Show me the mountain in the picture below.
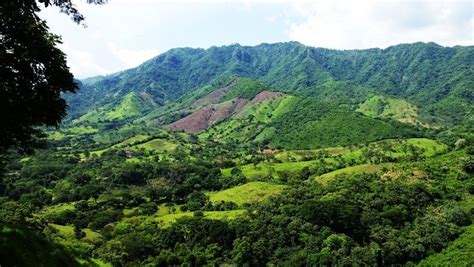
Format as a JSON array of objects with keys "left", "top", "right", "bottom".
[
  {"left": 65, "top": 42, "right": 473, "bottom": 128},
  {"left": 59, "top": 42, "right": 472, "bottom": 150}
]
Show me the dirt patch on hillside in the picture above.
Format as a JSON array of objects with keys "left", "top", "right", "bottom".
[
  {"left": 187, "top": 79, "right": 238, "bottom": 111},
  {"left": 164, "top": 98, "right": 248, "bottom": 133},
  {"left": 209, "top": 99, "right": 248, "bottom": 125},
  {"left": 164, "top": 106, "right": 213, "bottom": 132},
  {"left": 251, "top": 91, "right": 287, "bottom": 104},
  {"left": 164, "top": 89, "right": 286, "bottom": 133}
]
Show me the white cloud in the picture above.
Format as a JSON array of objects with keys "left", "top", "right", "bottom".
[
  {"left": 60, "top": 44, "right": 112, "bottom": 77},
  {"left": 107, "top": 42, "right": 160, "bottom": 69},
  {"left": 288, "top": 0, "right": 474, "bottom": 49}
]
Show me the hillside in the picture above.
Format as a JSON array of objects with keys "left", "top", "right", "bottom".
[{"left": 65, "top": 42, "right": 473, "bottom": 127}]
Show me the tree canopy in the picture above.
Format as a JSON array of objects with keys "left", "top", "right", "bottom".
[{"left": 0, "top": 0, "right": 105, "bottom": 153}]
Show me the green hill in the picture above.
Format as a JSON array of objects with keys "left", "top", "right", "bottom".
[
  {"left": 66, "top": 42, "right": 473, "bottom": 127},
  {"left": 207, "top": 182, "right": 286, "bottom": 205},
  {"left": 77, "top": 92, "right": 157, "bottom": 123},
  {"left": 357, "top": 95, "right": 424, "bottom": 126}
]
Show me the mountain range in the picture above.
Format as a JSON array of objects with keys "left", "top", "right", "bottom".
[{"left": 64, "top": 41, "right": 473, "bottom": 149}]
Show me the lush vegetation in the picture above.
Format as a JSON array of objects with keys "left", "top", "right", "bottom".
[
  {"left": 0, "top": 0, "right": 78, "bottom": 153},
  {"left": 1, "top": 128, "right": 472, "bottom": 266},
  {"left": 66, "top": 42, "right": 473, "bottom": 128},
  {"left": 1, "top": 41, "right": 473, "bottom": 266}
]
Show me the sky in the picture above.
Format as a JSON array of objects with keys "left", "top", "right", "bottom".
[{"left": 39, "top": 0, "right": 474, "bottom": 79}]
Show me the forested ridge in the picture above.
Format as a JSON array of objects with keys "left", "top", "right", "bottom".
[{"left": 66, "top": 42, "right": 473, "bottom": 126}]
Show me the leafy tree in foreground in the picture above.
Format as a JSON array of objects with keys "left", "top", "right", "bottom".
[{"left": 0, "top": 0, "right": 105, "bottom": 153}]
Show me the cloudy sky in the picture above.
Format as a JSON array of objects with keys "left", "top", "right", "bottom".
[{"left": 39, "top": 0, "right": 474, "bottom": 78}]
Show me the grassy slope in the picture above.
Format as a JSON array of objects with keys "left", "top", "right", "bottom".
[
  {"left": 86, "top": 134, "right": 152, "bottom": 156},
  {"left": 105, "top": 93, "right": 150, "bottom": 120},
  {"left": 49, "top": 224, "right": 102, "bottom": 243},
  {"left": 220, "top": 78, "right": 269, "bottom": 101},
  {"left": 49, "top": 125, "right": 99, "bottom": 141},
  {"left": 273, "top": 147, "right": 348, "bottom": 162},
  {"left": 271, "top": 137, "right": 445, "bottom": 162},
  {"left": 77, "top": 92, "right": 153, "bottom": 123},
  {"left": 120, "top": 203, "right": 247, "bottom": 228},
  {"left": 38, "top": 202, "right": 76, "bottom": 220},
  {"left": 83, "top": 133, "right": 183, "bottom": 158},
  {"left": 154, "top": 210, "right": 247, "bottom": 227},
  {"left": 202, "top": 95, "right": 295, "bottom": 142},
  {"left": 314, "top": 163, "right": 392, "bottom": 184},
  {"left": 207, "top": 182, "right": 286, "bottom": 205},
  {"left": 357, "top": 95, "right": 423, "bottom": 125},
  {"left": 337, "top": 138, "right": 447, "bottom": 161},
  {"left": 132, "top": 138, "right": 178, "bottom": 152}
]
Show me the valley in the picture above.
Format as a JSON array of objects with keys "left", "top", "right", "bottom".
[{"left": 1, "top": 42, "right": 472, "bottom": 266}]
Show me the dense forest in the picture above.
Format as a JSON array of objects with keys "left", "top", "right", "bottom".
[{"left": 0, "top": 38, "right": 473, "bottom": 266}]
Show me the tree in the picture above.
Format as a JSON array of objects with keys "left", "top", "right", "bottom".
[
  {"left": 74, "top": 224, "right": 85, "bottom": 239},
  {"left": 0, "top": 0, "right": 105, "bottom": 153},
  {"left": 181, "top": 192, "right": 210, "bottom": 211},
  {"left": 463, "top": 158, "right": 474, "bottom": 174},
  {"left": 231, "top": 237, "right": 253, "bottom": 265},
  {"left": 38, "top": 0, "right": 107, "bottom": 24}
]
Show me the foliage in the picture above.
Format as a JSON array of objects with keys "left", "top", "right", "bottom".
[
  {"left": 267, "top": 97, "right": 423, "bottom": 149},
  {"left": 207, "top": 182, "right": 286, "bottom": 206},
  {"left": 220, "top": 77, "right": 269, "bottom": 101},
  {"left": 0, "top": 40, "right": 472, "bottom": 266},
  {"left": 0, "top": 222, "right": 81, "bottom": 267},
  {"left": 67, "top": 42, "right": 473, "bottom": 129},
  {"left": 0, "top": 0, "right": 77, "bottom": 153}
]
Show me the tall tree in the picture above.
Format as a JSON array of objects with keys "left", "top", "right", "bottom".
[{"left": 0, "top": 0, "right": 104, "bottom": 153}]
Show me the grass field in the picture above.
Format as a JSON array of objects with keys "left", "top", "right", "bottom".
[
  {"left": 405, "top": 138, "right": 447, "bottom": 157},
  {"left": 154, "top": 210, "right": 247, "bottom": 227},
  {"left": 313, "top": 163, "right": 390, "bottom": 184},
  {"left": 207, "top": 182, "right": 286, "bottom": 205},
  {"left": 132, "top": 138, "right": 178, "bottom": 152},
  {"left": 85, "top": 134, "right": 152, "bottom": 157},
  {"left": 84, "top": 134, "right": 181, "bottom": 158},
  {"left": 156, "top": 204, "right": 181, "bottom": 216},
  {"left": 49, "top": 224, "right": 101, "bottom": 243},
  {"left": 68, "top": 126, "right": 99, "bottom": 134},
  {"left": 48, "top": 125, "right": 98, "bottom": 141},
  {"left": 274, "top": 138, "right": 445, "bottom": 162},
  {"left": 273, "top": 147, "right": 348, "bottom": 162},
  {"left": 337, "top": 138, "right": 446, "bottom": 161}
]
